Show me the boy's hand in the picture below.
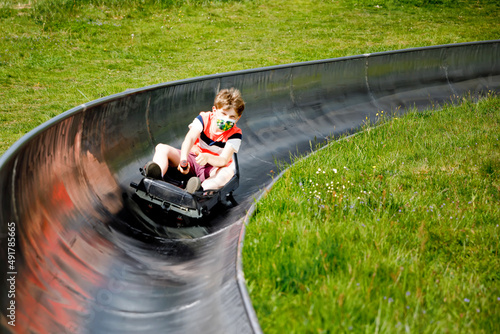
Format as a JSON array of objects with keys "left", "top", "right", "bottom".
[
  {"left": 178, "top": 160, "right": 190, "bottom": 174},
  {"left": 191, "top": 146, "right": 202, "bottom": 155},
  {"left": 195, "top": 153, "right": 210, "bottom": 166}
]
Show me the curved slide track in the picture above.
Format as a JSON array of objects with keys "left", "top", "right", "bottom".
[{"left": 1, "top": 41, "right": 499, "bottom": 333}]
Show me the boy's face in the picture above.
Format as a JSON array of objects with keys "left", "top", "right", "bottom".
[
  {"left": 212, "top": 106, "right": 240, "bottom": 132},
  {"left": 212, "top": 106, "right": 240, "bottom": 123}
]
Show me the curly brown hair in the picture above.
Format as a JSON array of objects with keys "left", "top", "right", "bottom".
[{"left": 214, "top": 88, "right": 245, "bottom": 117}]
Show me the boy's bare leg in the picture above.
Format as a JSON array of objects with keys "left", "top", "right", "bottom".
[
  {"left": 202, "top": 167, "right": 234, "bottom": 190},
  {"left": 153, "top": 144, "right": 181, "bottom": 176}
]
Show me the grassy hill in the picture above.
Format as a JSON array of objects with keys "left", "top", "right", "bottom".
[{"left": 243, "top": 95, "right": 500, "bottom": 333}]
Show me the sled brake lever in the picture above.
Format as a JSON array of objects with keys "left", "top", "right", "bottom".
[{"left": 180, "top": 160, "right": 189, "bottom": 170}]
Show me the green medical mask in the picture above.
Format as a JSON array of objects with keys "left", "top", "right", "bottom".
[{"left": 216, "top": 116, "right": 235, "bottom": 131}]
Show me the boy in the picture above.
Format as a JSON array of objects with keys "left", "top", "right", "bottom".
[{"left": 144, "top": 88, "right": 245, "bottom": 193}]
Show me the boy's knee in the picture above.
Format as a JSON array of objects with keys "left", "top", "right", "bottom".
[
  {"left": 155, "top": 143, "right": 165, "bottom": 151},
  {"left": 202, "top": 168, "right": 234, "bottom": 190},
  {"left": 219, "top": 168, "right": 234, "bottom": 180},
  {"left": 155, "top": 143, "right": 171, "bottom": 154}
]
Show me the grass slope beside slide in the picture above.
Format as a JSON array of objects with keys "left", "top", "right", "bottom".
[{"left": 243, "top": 95, "right": 500, "bottom": 333}]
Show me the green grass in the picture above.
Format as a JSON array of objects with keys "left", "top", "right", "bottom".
[
  {"left": 1, "top": 0, "right": 499, "bottom": 155},
  {"left": 242, "top": 95, "right": 500, "bottom": 333}
]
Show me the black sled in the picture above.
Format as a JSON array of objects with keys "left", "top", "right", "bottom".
[{"left": 130, "top": 154, "right": 239, "bottom": 225}]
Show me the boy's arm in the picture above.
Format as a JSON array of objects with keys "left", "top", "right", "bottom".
[
  {"left": 179, "top": 127, "right": 201, "bottom": 172},
  {"left": 195, "top": 144, "right": 236, "bottom": 168}
]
